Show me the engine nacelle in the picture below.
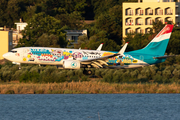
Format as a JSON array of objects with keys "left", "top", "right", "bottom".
[{"left": 63, "top": 60, "right": 81, "bottom": 69}]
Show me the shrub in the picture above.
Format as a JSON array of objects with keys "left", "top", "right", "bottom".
[
  {"left": 95, "top": 69, "right": 102, "bottom": 78},
  {"left": 112, "top": 74, "right": 122, "bottom": 83},
  {"left": 4, "top": 60, "right": 13, "bottom": 66},
  {"left": 141, "top": 67, "right": 152, "bottom": 79},
  {"left": 19, "top": 71, "right": 31, "bottom": 83},
  {"left": 81, "top": 75, "right": 89, "bottom": 81},
  {"left": 162, "top": 77, "right": 171, "bottom": 83},
  {"left": 38, "top": 66, "right": 57, "bottom": 83},
  {"left": 153, "top": 74, "right": 163, "bottom": 83},
  {"left": 75, "top": 69, "right": 83, "bottom": 78},
  {"left": 172, "top": 69, "right": 180, "bottom": 79},
  {"left": 170, "top": 77, "right": 180, "bottom": 83},
  {"left": 69, "top": 76, "right": 79, "bottom": 82},
  {"left": 149, "top": 66, "right": 158, "bottom": 76},
  {"left": 121, "top": 69, "right": 131, "bottom": 82},
  {"left": 21, "top": 66, "right": 33, "bottom": 71},
  {"left": 103, "top": 73, "right": 113, "bottom": 83},
  {"left": 2, "top": 71, "right": 12, "bottom": 82},
  {"left": 101, "top": 69, "right": 110, "bottom": 76},
  {"left": 175, "top": 55, "right": 180, "bottom": 64},
  {"left": 137, "top": 74, "right": 148, "bottom": 83},
  {"left": 10, "top": 65, "right": 19, "bottom": 74},
  {"left": 67, "top": 70, "right": 74, "bottom": 77},
  {"left": 130, "top": 69, "right": 139, "bottom": 78},
  {"left": 12, "top": 70, "right": 23, "bottom": 80},
  {"left": 5, "top": 90, "right": 15, "bottom": 94},
  {"left": 0, "top": 65, "right": 10, "bottom": 71},
  {"left": 19, "top": 71, "right": 40, "bottom": 83},
  {"left": 52, "top": 71, "right": 66, "bottom": 83},
  {"left": 162, "top": 69, "right": 172, "bottom": 79},
  {"left": 29, "top": 66, "right": 39, "bottom": 73}
]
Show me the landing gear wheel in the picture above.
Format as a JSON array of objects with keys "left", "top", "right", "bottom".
[
  {"left": 83, "top": 70, "right": 92, "bottom": 75},
  {"left": 87, "top": 70, "right": 92, "bottom": 75}
]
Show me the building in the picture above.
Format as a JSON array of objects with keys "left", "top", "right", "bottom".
[
  {"left": 15, "top": 19, "right": 28, "bottom": 32},
  {"left": 122, "top": 0, "right": 180, "bottom": 38},
  {"left": 13, "top": 19, "right": 28, "bottom": 47},
  {"left": 0, "top": 28, "right": 13, "bottom": 59},
  {"left": 65, "top": 30, "right": 87, "bottom": 44}
]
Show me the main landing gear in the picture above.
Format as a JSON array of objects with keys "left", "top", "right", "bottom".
[{"left": 83, "top": 68, "right": 92, "bottom": 75}]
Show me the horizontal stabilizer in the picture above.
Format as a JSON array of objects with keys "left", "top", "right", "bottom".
[{"left": 153, "top": 55, "right": 176, "bottom": 59}]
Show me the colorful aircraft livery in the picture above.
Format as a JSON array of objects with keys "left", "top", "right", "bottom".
[{"left": 3, "top": 24, "right": 174, "bottom": 74}]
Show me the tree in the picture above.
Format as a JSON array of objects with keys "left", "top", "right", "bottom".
[
  {"left": 55, "top": 11, "right": 84, "bottom": 29},
  {"left": 90, "top": 13, "right": 122, "bottom": 45},
  {"left": 35, "top": 34, "right": 60, "bottom": 47},
  {"left": 74, "top": 35, "right": 89, "bottom": 49},
  {"left": 167, "top": 30, "right": 180, "bottom": 54},
  {"left": 124, "top": 33, "right": 151, "bottom": 51},
  {"left": 92, "top": 0, "right": 119, "bottom": 19},
  {"left": 0, "top": 0, "right": 8, "bottom": 26},
  {"left": 18, "top": 12, "right": 66, "bottom": 47},
  {"left": 152, "top": 20, "right": 165, "bottom": 34},
  {"left": 0, "top": 0, "right": 44, "bottom": 27},
  {"left": 40, "top": 0, "right": 87, "bottom": 17}
]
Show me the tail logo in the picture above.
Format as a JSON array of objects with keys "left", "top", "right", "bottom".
[{"left": 156, "top": 25, "right": 173, "bottom": 38}]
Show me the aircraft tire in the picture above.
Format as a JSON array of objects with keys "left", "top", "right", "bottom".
[
  {"left": 83, "top": 70, "right": 92, "bottom": 75},
  {"left": 87, "top": 70, "right": 92, "bottom": 75}
]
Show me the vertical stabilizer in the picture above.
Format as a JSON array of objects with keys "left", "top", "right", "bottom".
[{"left": 128, "top": 24, "right": 174, "bottom": 56}]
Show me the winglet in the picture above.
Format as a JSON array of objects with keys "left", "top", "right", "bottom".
[
  {"left": 96, "top": 43, "right": 103, "bottom": 51},
  {"left": 118, "top": 43, "right": 128, "bottom": 55}
]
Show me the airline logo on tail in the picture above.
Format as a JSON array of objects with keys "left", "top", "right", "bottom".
[
  {"left": 156, "top": 24, "right": 173, "bottom": 38},
  {"left": 152, "top": 24, "right": 173, "bottom": 42}
]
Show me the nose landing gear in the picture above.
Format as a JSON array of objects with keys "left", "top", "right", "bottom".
[{"left": 19, "top": 63, "right": 21, "bottom": 69}]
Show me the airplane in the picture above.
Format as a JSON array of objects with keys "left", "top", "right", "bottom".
[{"left": 3, "top": 24, "right": 174, "bottom": 75}]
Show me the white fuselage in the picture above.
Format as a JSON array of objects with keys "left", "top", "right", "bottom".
[{"left": 3, "top": 47, "right": 148, "bottom": 69}]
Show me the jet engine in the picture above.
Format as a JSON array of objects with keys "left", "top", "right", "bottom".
[{"left": 63, "top": 60, "right": 81, "bottom": 69}]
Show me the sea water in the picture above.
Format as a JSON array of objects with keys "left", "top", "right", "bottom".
[{"left": 0, "top": 94, "right": 180, "bottom": 120}]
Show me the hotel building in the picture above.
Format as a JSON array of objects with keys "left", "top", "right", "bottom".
[{"left": 123, "top": 0, "right": 180, "bottom": 38}]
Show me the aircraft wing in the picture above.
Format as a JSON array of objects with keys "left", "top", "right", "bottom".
[
  {"left": 80, "top": 43, "right": 128, "bottom": 68},
  {"left": 153, "top": 55, "right": 176, "bottom": 59}
]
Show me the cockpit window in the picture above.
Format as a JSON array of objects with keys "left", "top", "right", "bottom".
[{"left": 11, "top": 51, "right": 17, "bottom": 53}]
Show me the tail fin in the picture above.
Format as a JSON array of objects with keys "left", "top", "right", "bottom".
[{"left": 128, "top": 24, "right": 174, "bottom": 56}]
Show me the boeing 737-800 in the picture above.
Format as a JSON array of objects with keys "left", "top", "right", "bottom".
[{"left": 3, "top": 24, "right": 174, "bottom": 75}]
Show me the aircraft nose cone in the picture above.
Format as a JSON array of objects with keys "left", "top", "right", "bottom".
[{"left": 3, "top": 53, "right": 10, "bottom": 59}]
